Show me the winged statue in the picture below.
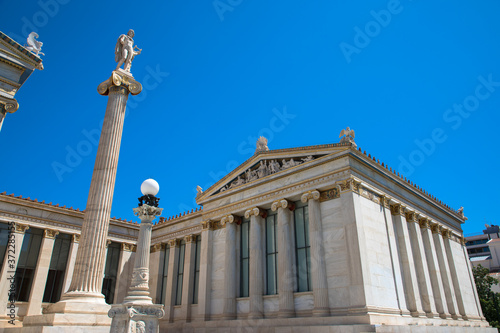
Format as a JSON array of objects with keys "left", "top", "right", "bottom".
[
  {"left": 26, "top": 32, "right": 44, "bottom": 56},
  {"left": 339, "top": 127, "right": 356, "bottom": 146}
]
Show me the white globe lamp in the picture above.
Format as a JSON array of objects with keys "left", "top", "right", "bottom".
[{"left": 141, "top": 178, "right": 159, "bottom": 196}]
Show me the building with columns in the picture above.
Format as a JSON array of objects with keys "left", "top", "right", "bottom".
[{"left": 0, "top": 139, "right": 496, "bottom": 332}]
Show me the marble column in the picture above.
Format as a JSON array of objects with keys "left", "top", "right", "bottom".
[
  {"left": 114, "top": 243, "right": 135, "bottom": 304},
  {"left": 245, "top": 207, "right": 266, "bottom": 319},
  {"left": 390, "top": 204, "right": 425, "bottom": 317},
  {"left": 180, "top": 235, "right": 197, "bottom": 322},
  {"left": 272, "top": 199, "right": 295, "bottom": 318},
  {"left": 62, "top": 71, "right": 142, "bottom": 306},
  {"left": 405, "top": 211, "right": 437, "bottom": 318},
  {"left": 442, "top": 228, "right": 467, "bottom": 319},
  {"left": 0, "top": 223, "right": 28, "bottom": 317},
  {"left": 123, "top": 204, "right": 163, "bottom": 304},
  {"left": 222, "top": 214, "right": 239, "bottom": 320},
  {"left": 301, "top": 191, "right": 330, "bottom": 316},
  {"left": 26, "top": 229, "right": 59, "bottom": 316},
  {"left": 419, "top": 218, "right": 449, "bottom": 319},
  {"left": 197, "top": 220, "right": 214, "bottom": 321},
  {"left": 62, "top": 234, "right": 79, "bottom": 294},
  {"left": 431, "top": 223, "right": 459, "bottom": 319},
  {"left": 380, "top": 197, "right": 408, "bottom": 315},
  {"left": 149, "top": 243, "right": 164, "bottom": 304},
  {"left": 164, "top": 239, "right": 180, "bottom": 322}
]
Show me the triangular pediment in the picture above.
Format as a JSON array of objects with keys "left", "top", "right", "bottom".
[{"left": 196, "top": 142, "right": 353, "bottom": 203}]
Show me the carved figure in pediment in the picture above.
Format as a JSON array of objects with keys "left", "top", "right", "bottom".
[
  {"left": 269, "top": 160, "right": 280, "bottom": 174},
  {"left": 301, "top": 155, "right": 313, "bottom": 163},
  {"left": 282, "top": 159, "right": 296, "bottom": 169},
  {"left": 257, "top": 160, "right": 268, "bottom": 178},
  {"left": 245, "top": 169, "right": 258, "bottom": 182},
  {"left": 230, "top": 175, "right": 246, "bottom": 189},
  {"left": 220, "top": 185, "right": 227, "bottom": 192}
]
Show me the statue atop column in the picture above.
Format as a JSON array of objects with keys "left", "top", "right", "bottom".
[{"left": 115, "top": 29, "right": 142, "bottom": 73}]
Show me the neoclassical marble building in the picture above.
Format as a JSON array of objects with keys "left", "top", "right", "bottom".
[{"left": 0, "top": 138, "right": 495, "bottom": 332}]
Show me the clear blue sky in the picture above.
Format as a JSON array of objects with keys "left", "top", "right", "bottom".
[{"left": 1, "top": 0, "right": 499, "bottom": 235}]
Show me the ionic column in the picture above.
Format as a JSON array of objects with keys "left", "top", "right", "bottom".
[
  {"left": 197, "top": 220, "right": 214, "bottom": 321},
  {"left": 222, "top": 214, "right": 240, "bottom": 320},
  {"left": 164, "top": 239, "right": 180, "bottom": 322},
  {"left": 380, "top": 197, "right": 408, "bottom": 315},
  {"left": 180, "top": 235, "right": 197, "bottom": 322},
  {"left": 62, "top": 234, "right": 80, "bottom": 294},
  {"left": 419, "top": 218, "right": 449, "bottom": 318},
  {"left": 431, "top": 223, "right": 459, "bottom": 319},
  {"left": 405, "top": 211, "right": 437, "bottom": 318},
  {"left": 63, "top": 71, "right": 142, "bottom": 304},
  {"left": 149, "top": 243, "right": 164, "bottom": 304},
  {"left": 390, "top": 204, "right": 425, "bottom": 317},
  {"left": 272, "top": 199, "right": 295, "bottom": 318},
  {"left": 0, "top": 223, "right": 28, "bottom": 316},
  {"left": 301, "top": 191, "right": 329, "bottom": 316},
  {"left": 114, "top": 243, "right": 135, "bottom": 304},
  {"left": 123, "top": 204, "right": 163, "bottom": 304},
  {"left": 26, "top": 229, "right": 59, "bottom": 316},
  {"left": 245, "top": 207, "right": 266, "bottom": 319},
  {"left": 442, "top": 228, "right": 467, "bottom": 319}
]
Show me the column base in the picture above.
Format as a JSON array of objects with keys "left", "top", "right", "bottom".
[
  {"left": 277, "top": 309, "right": 295, "bottom": 318},
  {"left": 109, "top": 303, "right": 164, "bottom": 333},
  {"left": 248, "top": 312, "right": 263, "bottom": 319},
  {"left": 312, "top": 307, "right": 330, "bottom": 317}
]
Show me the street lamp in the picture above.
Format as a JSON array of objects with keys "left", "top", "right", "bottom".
[{"left": 138, "top": 178, "right": 160, "bottom": 207}]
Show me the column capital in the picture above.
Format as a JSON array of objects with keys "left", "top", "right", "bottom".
[
  {"left": 106, "top": 239, "right": 112, "bottom": 247},
  {"left": 441, "top": 228, "right": 452, "bottom": 239},
  {"left": 459, "top": 235, "right": 466, "bottom": 246},
  {"left": 168, "top": 239, "right": 180, "bottom": 248},
  {"left": 72, "top": 234, "right": 80, "bottom": 243},
  {"left": 418, "top": 217, "right": 431, "bottom": 229},
  {"left": 271, "top": 199, "right": 295, "bottom": 212},
  {"left": 301, "top": 190, "right": 320, "bottom": 203},
  {"left": 430, "top": 223, "right": 442, "bottom": 234},
  {"left": 184, "top": 234, "right": 197, "bottom": 243},
  {"left": 97, "top": 70, "right": 142, "bottom": 96},
  {"left": 390, "top": 203, "right": 405, "bottom": 216},
  {"left": 201, "top": 219, "right": 214, "bottom": 230},
  {"left": 244, "top": 207, "right": 267, "bottom": 219},
  {"left": 13, "top": 223, "right": 29, "bottom": 234},
  {"left": 150, "top": 243, "right": 164, "bottom": 253},
  {"left": 122, "top": 243, "right": 136, "bottom": 252},
  {"left": 133, "top": 204, "right": 163, "bottom": 223},
  {"left": 43, "top": 229, "right": 59, "bottom": 239},
  {"left": 0, "top": 95, "right": 19, "bottom": 113},
  {"left": 220, "top": 214, "right": 241, "bottom": 226},
  {"left": 405, "top": 211, "right": 418, "bottom": 223},
  {"left": 379, "top": 195, "right": 391, "bottom": 209},
  {"left": 337, "top": 177, "right": 361, "bottom": 193}
]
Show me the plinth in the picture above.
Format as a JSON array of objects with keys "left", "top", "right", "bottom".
[{"left": 20, "top": 70, "right": 142, "bottom": 332}]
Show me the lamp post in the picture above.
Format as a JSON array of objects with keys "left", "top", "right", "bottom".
[{"left": 109, "top": 179, "right": 165, "bottom": 333}]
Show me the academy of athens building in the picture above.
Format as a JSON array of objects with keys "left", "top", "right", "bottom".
[{"left": 0, "top": 139, "right": 495, "bottom": 332}]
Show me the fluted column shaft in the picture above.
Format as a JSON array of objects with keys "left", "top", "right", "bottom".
[
  {"left": 197, "top": 221, "right": 214, "bottom": 321},
  {"left": 222, "top": 219, "right": 237, "bottom": 319},
  {"left": 274, "top": 199, "right": 295, "bottom": 318},
  {"left": 247, "top": 208, "right": 265, "bottom": 319},
  {"left": 66, "top": 85, "right": 130, "bottom": 299},
  {"left": 302, "top": 191, "right": 329, "bottom": 316}
]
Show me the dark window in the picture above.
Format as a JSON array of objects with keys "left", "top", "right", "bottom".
[
  {"left": 265, "top": 211, "right": 278, "bottom": 295},
  {"left": 159, "top": 244, "right": 170, "bottom": 305},
  {"left": 192, "top": 236, "right": 201, "bottom": 304},
  {"left": 175, "top": 240, "right": 186, "bottom": 305},
  {"left": 294, "top": 203, "right": 311, "bottom": 292},
  {"left": 240, "top": 218, "right": 250, "bottom": 297},
  {"left": 43, "top": 233, "right": 71, "bottom": 303},
  {"left": 15, "top": 227, "right": 43, "bottom": 301},
  {"left": 101, "top": 242, "right": 121, "bottom": 304},
  {"left": 0, "top": 222, "right": 10, "bottom": 270}
]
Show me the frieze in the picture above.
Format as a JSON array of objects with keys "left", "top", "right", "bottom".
[
  {"left": 151, "top": 225, "right": 202, "bottom": 244},
  {"left": 202, "top": 169, "right": 351, "bottom": 220},
  {"left": 319, "top": 188, "right": 340, "bottom": 202}
]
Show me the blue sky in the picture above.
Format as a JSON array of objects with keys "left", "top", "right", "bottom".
[{"left": 0, "top": 0, "right": 499, "bottom": 235}]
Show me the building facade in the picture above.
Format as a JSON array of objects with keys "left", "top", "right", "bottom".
[{"left": 0, "top": 140, "right": 496, "bottom": 332}]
